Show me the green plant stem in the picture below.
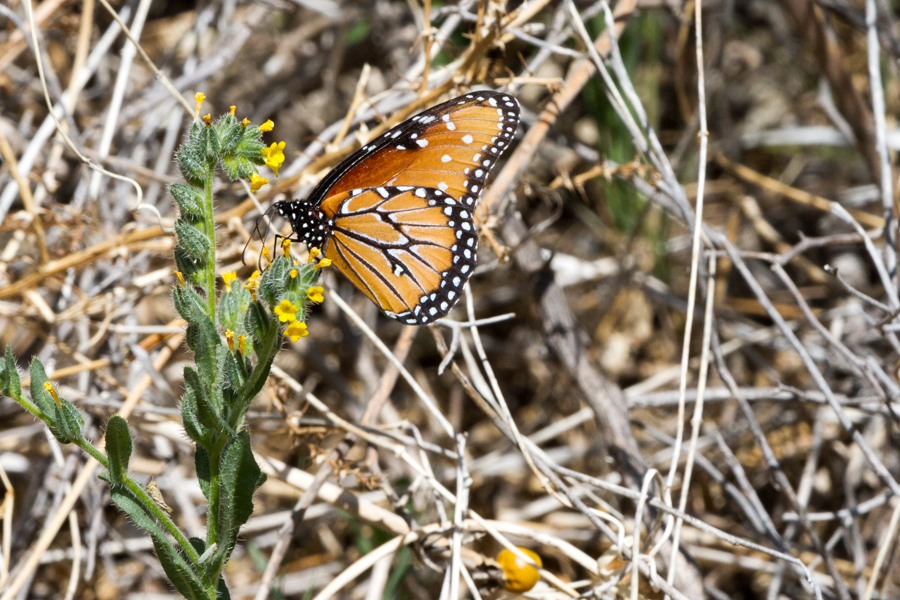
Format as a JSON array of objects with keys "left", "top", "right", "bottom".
[
  {"left": 201, "top": 170, "right": 217, "bottom": 319},
  {"left": 72, "top": 437, "right": 202, "bottom": 565},
  {"left": 10, "top": 393, "right": 51, "bottom": 424},
  {"left": 232, "top": 324, "right": 278, "bottom": 429}
]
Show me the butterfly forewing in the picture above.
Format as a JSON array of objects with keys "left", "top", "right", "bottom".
[
  {"left": 278, "top": 91, "right": 518, "bottom": 323},
  {"left": 322, "top": 186, "right": 476, "bottom": 324},
  {"left": 309, "top": 91, "right": 520, "bottom": 209}
]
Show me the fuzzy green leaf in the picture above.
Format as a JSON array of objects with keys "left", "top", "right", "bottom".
[
  {"left": 180, "top": 389, "right": 211, "bottom": 448},
  {"left": 174, "top": 246, "right": 205, "bottom": 282},
  {"left": 219, "top": 285, "right": 252, "bottom": 336},
  {"left": 259, "top": 258, "right": 289, "bottom": 306},
  {"left": 195, "top": 447, "right": 212, "bottom": 503},
  {"left": 197, "top": 125, "right": 221, "bottom": 164},
  {"left": 234, "top": 140, "right": 265, "bottom": 164},
  {"left": 212, "top": 431, "right": 264, "bottom": 570},
  {"left": 221, "top": 156, "right": 254, "bottom": 181},
  {"left": 170, "top": 183, "right": 205, "bottom": 218},
  {"left": 109, "top": 484, "right": 207, "bottom": 599},
  {"left": 184, "top": 366, "right": 219, "bottom": 429},
  {"left": 216, "top": 115, "right": 243, "bottom": 155},
  {"left": 243, "top": 300, "right": 276, "bottom": 354},
  {"left": 105, "top": 415, "right": 132, "bottom": 484},
  {"left": 173, "top": 285, "right": 208, "bottom": 324},
  {"left": 51, "top": 397, "right": 85, "bottom": 444},
  {"left": 176, "top": 145, "right": 207, "bottom": 187},
  {"left": 175, "top": 220, "right": 212, "bottom": 261},
  {"left": 1, "top": 347, "right": 21, "bottom": 399},
  {"left": 29, "top": 358, "right": 53, "bottom": 414},
  {"left": 152, "top": 536, "right": 209, "bottom": 600},
  {"left": 217, "top": 576, "right": 231, "bottom": 600}
]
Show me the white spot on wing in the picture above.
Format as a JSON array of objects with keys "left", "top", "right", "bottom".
[
  {"left": 441, "top": 154, "right": 452, "bottom": 163},
  {"left": 462, "top": 134, "right": 474, "bottom": 144}
]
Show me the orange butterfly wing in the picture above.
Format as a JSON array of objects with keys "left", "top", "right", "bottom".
[
  {"left": 274, "top": 91, "right": 519, "bottom": 323},
  {"left": 310, "top": 91, "right": 520, "bottom": 211},
  {"left": 321, "top": 186, "right": 476, "bottom": 324}
]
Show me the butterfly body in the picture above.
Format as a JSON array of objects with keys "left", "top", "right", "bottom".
[{"left": 273, "top": 91, "right": 520, "bottom": 324}]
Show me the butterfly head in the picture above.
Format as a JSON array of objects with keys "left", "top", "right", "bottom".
[{"left": 273, "top": 199, "right": 331, "bottom": 251}]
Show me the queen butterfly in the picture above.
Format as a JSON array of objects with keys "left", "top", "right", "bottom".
[{"left": 270, "top": 91, "right": 520, "bottom": 324}]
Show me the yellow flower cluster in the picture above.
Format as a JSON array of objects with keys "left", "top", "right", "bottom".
[{"left": 273, "top": 299, "right": 309, "bottom": 342}]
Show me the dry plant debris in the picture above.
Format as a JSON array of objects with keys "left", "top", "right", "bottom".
[{"left": 2, "top": 0, "right": 900, "bottom": 599}]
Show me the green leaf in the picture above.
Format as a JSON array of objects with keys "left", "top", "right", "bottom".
[
  {"left": 176, "top": 145, "right": 207, "bottom": 187},
  {"left": 243, "top": 301, "right": 276, "bottom": 356},
  {"left": 221, "top": 155, "right": 252, "bottom": 181},
  {"left": 216, "top": 115, "right": 243, "bottom": 155},
  {"left": 195, "top": 447, "right": 212, "bottom": 503},
  {"left": 234, "top": 140, "right": 265, "bottom": 164},
  {"left": 51, "top": 397, "right": 85, "bottom": 444},
  {"left": 219, "top": 285, "right": 252, "bottom": 336},
  {"left": 29, "top": 358, "right": 53, "bottom": 415},
  {"left": 105, "top": 415, "right": 132, "bottom": 484},
  {"left": 181, "top": 390, "right": 211, "bottom": 448},
  {"left": 151, "top": 536, "right": 209, "bottom": 600},
  {"left": 170, "top": 183, "right": 205, "bottom": 218},
  {"left": 174, "top": 245, "right": 206, "bottom": 282},
  {"left": 184, "top": 366, "right": 220, "bottom": 429},
  {"left": 1, "top": 346, "right": 21, "bottom": 399},
  {"left": 198, "top": 125, "right": 221, "bottom": 164},
  {"left": 213, "top": 431, "right": 264, "bottom": 568},
  {"left": 109, "top": 484, "right": 208, "bottom": 597},
  {"left": 173, "top": 285, "right": 210, "bottom": 325},
  {"left": 217, "top": 576, "right": 231, "bottom": 600},
  {"left": 175, "top": 220, "right": 212, "bottom": 261},
  {"left": 259, "top": 257, "right": 289, "bottom": 306}
]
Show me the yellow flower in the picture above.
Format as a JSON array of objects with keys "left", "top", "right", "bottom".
[
  {"left": 229, "top": 105, "right": 236, "bottom": 116},
  {"left": 203, "top": 114, "right": 212, "bottom": 126},
  {"left": 173, "top": 270, "right": 185, "bottom": 286},
  {"left": 261, "top": 245, "right": 271, "bottom": 265},
  {"left": 225, "top": 330, "right": 235, "bottom": 351},
  {"left": 261, "top": 141, "right": 286, "bottom": 177},
  {"left": 290, "top": 269, "right": 298, "bottom": 279},
  {"left": 222, "top": 271, "right": 237, "bottom": 291},
  {"left": 274, "top": 299, "right": 299, "bottom": 323},
  {"left": 250, "top": 173, "right": 268, "bottom": 192},
  {"left": 237, "top": 334, "right": 246, "bottom": 355},
  {"left": 241, "top": 118, "right": 251, "bottom": 127},
  {"left": 313, "top": 258, "right": 332, "bottom": 270},
  {"left": 259, "top": 119, "right": 274, "bottom": 132},
  {"left": 243, "top": 272, "right": 260, "bottom": 299},
  {"left": 43, "top": 382, "right": 61, "bottom": 407},
  {"left": 307, "top": 286, "right": 324, "bottom": 303},
  {"left": 282, "top": 238, "right": 292, "bottom": 256},
  {"left": 307, "top": 247, "right": 321, "bottom": 263},
  {"left": 285, "top": 321, "right": 309, "bottom": 342},
  {"left": 194, "top": 92, "right": 205, "bottom": 118}
]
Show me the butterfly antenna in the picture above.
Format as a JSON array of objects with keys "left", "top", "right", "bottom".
[{"left": 242, "top": 202, "right": 280, "bottom": 266}]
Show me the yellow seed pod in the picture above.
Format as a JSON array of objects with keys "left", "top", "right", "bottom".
[{"left": 497, "top": 547, "right": 542, "bottom": 593}]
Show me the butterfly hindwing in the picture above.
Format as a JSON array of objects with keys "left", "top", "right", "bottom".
[{"left": 321, "top": 186, "right": 476, "bottom": 324}]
